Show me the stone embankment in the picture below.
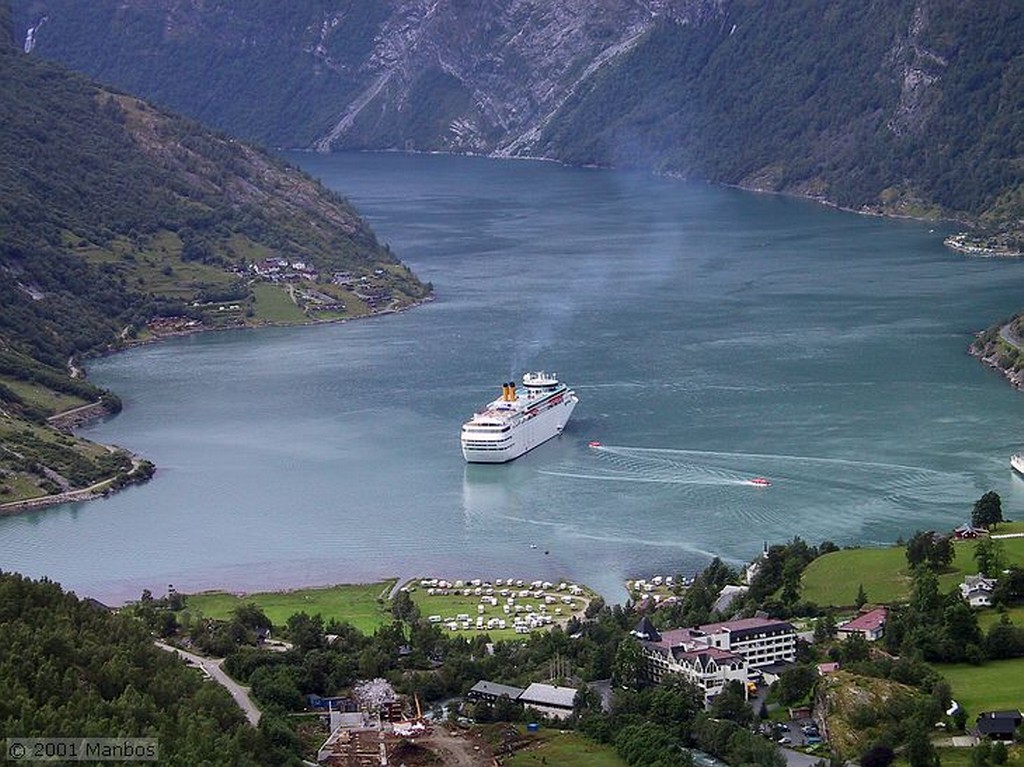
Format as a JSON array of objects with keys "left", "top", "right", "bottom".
[
  {"left": 46, "top": 400, "right": 113, "bottom": 431},
  {"left": 0, "top": 453, "right": 153, "bottom": 516},
  {"left": 0, "top": 483, "right": 106, "bottom": 515}
]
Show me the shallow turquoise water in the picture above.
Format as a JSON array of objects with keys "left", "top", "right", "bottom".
[{"left": 4, "top": 152, "right": 1024, "bottom": 603}]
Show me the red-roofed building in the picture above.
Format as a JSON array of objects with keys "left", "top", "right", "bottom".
[
  {"left": 953, "top": 523, "right": 985, "bottom": 540},
  {"left": 837, "top": 607, "right": 888, "bottom": 642}
]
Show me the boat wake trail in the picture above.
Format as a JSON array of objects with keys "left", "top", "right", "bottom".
[
  {"left": 595, "top": 444, "right": 953, "bottom": 486},
  {"left": 550, "top": 443, "right": 967, "bottom": 523},
  {"left": 597, "top": 444, "right": 943, "bottom": 475},
  {"left": 538, "top": 469, "right": 750, "bottom": 486},
  {"left": 561, "top": 444, "right": 771, "bottom": 488}
]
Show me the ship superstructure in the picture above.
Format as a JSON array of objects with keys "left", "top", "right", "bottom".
[{"left": 461, "top": 372, "right": 578, "bottom": 463}]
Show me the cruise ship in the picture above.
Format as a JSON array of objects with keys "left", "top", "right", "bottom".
[
  {"left": 1011, "top": 453, "right": 1024, "bottom": 476},
  {"left": 461, "top": 372, "right": 578, "bottom": 463}
]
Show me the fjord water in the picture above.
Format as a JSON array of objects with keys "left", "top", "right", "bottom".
[{"left": 6, "top": 152, "right": 1024, "bottom": 603}]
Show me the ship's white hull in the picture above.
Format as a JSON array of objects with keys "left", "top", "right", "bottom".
[
  {"left": 1012, "top": 454, "right": 1024, "bottom": 476},
  {"left": 462, "top": 395, "right": 577, "bottom": 463}
]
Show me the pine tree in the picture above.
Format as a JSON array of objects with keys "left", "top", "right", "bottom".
[{"left": 855, "top": 584, "right": 868, "bottom": 608}]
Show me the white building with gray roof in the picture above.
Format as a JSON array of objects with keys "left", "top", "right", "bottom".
[{"left": 517, "top": 683, "right": 578, "bottom": 720}]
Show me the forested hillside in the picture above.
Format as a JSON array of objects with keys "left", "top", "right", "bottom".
[
  {"left": 0, "top": 571, "right": 299, "bottom": 765},
  {"left": 0, "top": 32, "right": 424, "bottom": 366},
  {"left": 538, "top": 2, "right": 1024, "bottom": 244},
  {"left": 0, "top": 22, "right": 428, "bottom": 509},
  {"left": 12, "top": 0, "right": 1024, "bottom": 244}
]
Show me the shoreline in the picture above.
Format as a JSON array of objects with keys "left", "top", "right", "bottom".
[
  {"left": 970, "top": 321, "right": 1024, "bottom": 391},
  {"left": 0, "top": 451, "right": 153, "bottom": 516},
  {"left": 100, "top": 292, "right": 434, "bottom": 358},
  {"left": 0, "top": 294, "right": 433, "bottom": 517},
  {"left": 944, "top": 232, "right": 1024, "bottom": 258},
  {"left": 149, "top": 575, "right": 596, "bottom": 639},
  {"left": 313, "top": 147, "right": 972, "bottom": 234}
]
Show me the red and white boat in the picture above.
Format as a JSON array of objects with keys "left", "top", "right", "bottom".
[{"left": 749, "top": 477, "right": 771, "bottom": 487}]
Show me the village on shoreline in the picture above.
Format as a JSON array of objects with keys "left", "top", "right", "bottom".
[{"left": 114, "top": 505, "right": 1024, "bottom": 767}]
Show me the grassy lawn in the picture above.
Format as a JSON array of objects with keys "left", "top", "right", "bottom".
[
  {"left": 134, "top": 258, "right": 236, "bottom": 299},
  {"left": 503, "top": 728, "right": 626, "bottom": 767},
  {"left": 334, "top": 288, "right": 369, "bottom": 315},
  {"left": 920, "top": 745, "right": 1024, "bottom": 767},
  {"left": 251, "top": 282, "right": 308, "bottom": 323},
  {"left": 1, "top": 377, "right": 90, "bottom": 415},
  {"left": 934, "top": 657, "right": 1024, "bottom": 715},
  {"left": 406, "top": 577, "right": 592, "bottom": 642},
  {"left": 801, "top": 547, "right": 911, "bottom": 606},
  {"left": 977, "top": 605, "right": 1024, "bottom": 632},
  {"left": 970, "top": 535, "right": 1024, "bottom": 566},
  {"left": 180, "top": 576, "right": 594, "bottom": 640},
  {"left": 802, "top": 536, "right": 1024, "bottom": 607},
  {"left": 0, "top": 472, "right": 49, "bottom": 503},
  {"left": 183, "top": 580, "right": 396, "bottom": 635},
  {"left": 0, "top": 418, "right": 112, "bottom": 458}
]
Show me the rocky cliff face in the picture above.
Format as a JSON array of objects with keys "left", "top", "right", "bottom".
[
  {"left": 11, "top": 0, "right": 1024, "bottom": 237},
  {"left": 12, "top": 0, "right": 724, "bottom": 153},
  {"left": 311, "top": 0, "right": 724, "bottom": 154}
]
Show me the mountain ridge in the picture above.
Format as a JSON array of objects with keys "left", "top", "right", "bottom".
[{"left": 12, "top": 0, "right": 1024, "bottom": 245}]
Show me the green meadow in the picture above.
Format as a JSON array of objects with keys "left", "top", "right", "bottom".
[
  {"left": 924, "top": 747, "right": 1024, "bottom": 767},
  {"left": 180, "top": 576, "right": 594, "bottom": 641},
  {"left": 502, "top": 728, "right": 627, "bottom": 767},
  {"left": 934, "top": 657, "right": 1024, "bottom": 716},
  {"left": 182, "top": 580, "right": 396, "bottom": 635},
  {"left": 801, "top": 546, "right": 912, "bottom": 606},
  {"left": 1, "top": 377, "right": 91, "bottom": 414},
  {"left": 802, "top": 530, "right": 1024, "bottom": 608},
  {"left": 251, "top": 283, "right": 307, "bottom": 323}
]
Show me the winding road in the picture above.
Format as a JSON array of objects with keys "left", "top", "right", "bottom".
[{"left": 155, "top": 641, "right": 262, "bottom": 726}]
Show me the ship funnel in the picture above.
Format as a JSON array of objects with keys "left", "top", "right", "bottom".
[
  {"left": 501, "top": 383, "right": 509, "bottom": 401},
  {"left": 510, "top": 382, "right": 517, "bottom": 401}
]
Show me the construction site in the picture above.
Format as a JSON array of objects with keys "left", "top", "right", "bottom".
[{"left": 315, "top": 689, "right": 509, "bottom": 767}]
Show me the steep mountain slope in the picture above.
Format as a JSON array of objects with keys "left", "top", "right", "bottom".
[
  {"left": 0, "top": 31, "right": 428, "bottom": 510},
  {"left": 1, "top": 31, "right": 426, "bottom": 363},
  {"left": 12, "top": 0, "right": 1024, "bottom": 243},
  {"left": 12, "top": 0, "right": 715, "bottom": 152}
]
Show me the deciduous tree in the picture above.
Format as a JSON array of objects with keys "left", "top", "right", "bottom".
[
  {"left": 974, "top": 537, "right": 1005, "bottom": 577},
  {"left": 972, "top": 491, "right": 1004, "bottom": 528}
]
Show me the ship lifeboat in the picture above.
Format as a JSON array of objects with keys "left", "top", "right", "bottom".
[
  {"left": 749, "top": 477, "right": 771, "bottom": 487},
  {"left": 588, "top": 441, "right": 603, "bottom": 448}
]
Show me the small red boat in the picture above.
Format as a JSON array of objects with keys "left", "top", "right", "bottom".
[
  {"left": 588, "top": 441, "right": 603, "bottom": 448},
  {"left": 749, "top": 477, "right": 771, "bottom": 487}
]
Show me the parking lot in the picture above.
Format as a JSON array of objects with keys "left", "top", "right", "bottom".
[{"left": 767, "top": 718, "right": 822, "bottom": 749}]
